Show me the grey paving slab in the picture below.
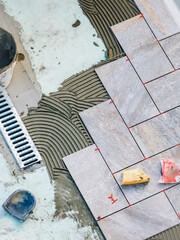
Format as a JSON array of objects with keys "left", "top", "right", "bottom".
[
  {"left": 111, "top": 16, "right": 174, "bottom": 83},
  {"left": 98, "top": 193, "right": 179, "bottom": 240},
  {"left": 146, "top": 70, "right": 180, "bottom": 113},
  {"left": 80, "top": 101, "right": 144, "bottom": 173},
  {"left": 95, "top": 57, "right": 159, "bottom": 127},
  {"left": 131, "top": 107, "right": 180, "bottom": 157},
  {"left": 166, "top": 184, "right": 180, "bottom": 215},
  {"left": 63, "top": 144, "right": 128, "bottom": 220},
  {"left": 114, "top": 146, "right": 180, "bottom": 204},
  {"left": 161, "top": 33, "right": 180, "bottom": 70},
  {"left": 134, "top": 0, "right": 180, "bottom": 40}
]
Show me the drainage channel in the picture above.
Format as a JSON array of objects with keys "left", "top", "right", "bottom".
[{"left": 0, "top": 90, "right": 42, "bottom": 169}]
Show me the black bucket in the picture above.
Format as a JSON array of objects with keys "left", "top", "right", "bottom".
[{"left": 0, "top": 28, "right": 17, "bottom": 88}]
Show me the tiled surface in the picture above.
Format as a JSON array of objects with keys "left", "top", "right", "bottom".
[
  {"left": 112, "top": 16, "right": 173, "bottom": 83},
  {"left": 134, "top": 0, "right": 180, "bottom": 40},
  {"left": 80, "top": 101, "right": 144, "bottom": 173},
  {"left": 114, "top": 146, "right": 180, "bottom": 204},
  {"left": 166, "top": 184, "right": 180, "bottom": 215},
  {"left": 146, "top": 70, "right": 180, "bottom": 113},
  {"left": 66, "top": 3, "right": 180, "bottom": 240},
  {"left": 98, "top": 193, "right": 179, "bottom": 240},
  {"left": 63, "top": 144, "right": 128, "bottom": 220},
  {"left": 131, "top": 107, "right": 180, "bottom": 157},
  {"left": 95, "top": 57, "right": 159, "bottom": 126},
  {"left": 111, "top": 15, "right": 155, "bottom": 50},
  {"left": 161, "top": 33, "right": 180, "bottom": 70}
]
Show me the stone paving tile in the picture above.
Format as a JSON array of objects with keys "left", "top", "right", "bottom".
[
  {"left": 98, "top": 193, "right": 179, "bottom": 240},
  {"left": 95, "top": 57, "right": 159, "bottom": 127},
  {"left": 166, "top": 184, "right": 180, "bottom": 216},
  {"left": 111, "top": 16, "right": 173, "bottom": 83},
  {"left": 146, "top": 70, "right": 180, "bottom": 113},
  {"left": 131, "top": 107, "right": 180, "bottom": 157},
  {"left": 114, "top": 146, "right": 180, "bottom": 204},
  {"left": 161, "top": 33, "right": 180, "bottom": 70},
  {"left": 134, "top": 0, "right": 180, "bottom": 40},
  {"left": 80, "top": 101, "right": 144, "bottom": 173},
  {"left": 63, "top": 144, "right": 128, "bottom": 220}
]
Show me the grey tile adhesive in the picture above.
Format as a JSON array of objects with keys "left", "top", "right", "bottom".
[{"left": 0, "top": 90, "right": 42, "bottom": 169}]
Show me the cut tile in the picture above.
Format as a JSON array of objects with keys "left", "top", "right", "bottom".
[
  {"left": 134, "top": 0, "right": 180, "bottom": 40},
  {"left": 80, "top": 101, "right": 144, "bottom": 173},
  {"left": 161, "top": 33, "right": 180, "bottom": 70},
  {"left": 63, "top": 144, "right": 128, "bottom": 219},
  {"left": 98, "top": 193, "right": 179, "bottom": 240},
  {"left": 114, "top": 146, "right": 180, "bottom": 204},
  {"left": 111, "top": 16, "right": 173, "bottom": 83},
  {"left": 146, "top": 70, "right": 180, "bottom": 113},
  {"left": 95, "top": 57, "right": 159, "bottom": 126},
  {"left": 131, "top": 107, "right": 180, "bottom": 157},
  {"left": 166, "top": 184, "right": 180, "bottom": 215}
]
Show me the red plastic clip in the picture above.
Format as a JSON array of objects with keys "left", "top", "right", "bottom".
[
  {"left": 108, "top": 194, "right": 113, "bottom": 199},
  {"left": 112, "top": 199, "right": 118, "bottom": 204},
  {"left": 95, "top": 147, "right": 100, "bottom": 151},
  {"left": 110, "top": 99, "right": 114, "bottom": 103},
  {"left": 128, "top": 203, "right": 133, "bottom": 208},
  {"left": 98, "top": 216, "right": 102, "bottom": 220},
  {"left": 140, "top": 13, "right": 144, "bottom": 18},
  {"left": 126, "top": 58, "right": 130, "bottom": 61}
]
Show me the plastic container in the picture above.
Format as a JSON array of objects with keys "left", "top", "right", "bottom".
[{"left": 0, "top": 28, "right": 17, "bottom": 89}]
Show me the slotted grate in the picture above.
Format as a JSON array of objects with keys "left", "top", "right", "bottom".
[{"left": 0, "top": 90, "right": 42, "bottom": 169}]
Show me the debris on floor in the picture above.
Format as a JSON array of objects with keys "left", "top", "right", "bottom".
[
  {"left": 159, "top": 159, "right": 180, "bottom": 183},
  {"left": 121, "top": 168, "right": 150, "bottom": 185}
]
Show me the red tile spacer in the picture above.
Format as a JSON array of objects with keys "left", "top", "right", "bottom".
[
  {"left": 158, "top": 111, "right": 162, "bottom": 116},
  {"left": 95, "top": 147, "right": 100, "bottom": 151},
  {"left": 98, "top": 216, "right": 102, "bottom": 220},
  {"left": 140, "top": 13, "right": 144, "bottom": 18},
  {"left": 142, "top": 157, "right": 149, "bottom": 161},
  {"left": 127, "top": 127, "right": 131, "bottom": 131},
  {"left": 173, "top": 69, "right": 178, "bottom": 72},
  {"left": 128, "top": 203, "right": 133, "bottom": 208},
  {"left": 157, "top": 40, "right": 160, "bottom": 44},
  {"left": 126, "top": 58, "right": 130, "bottom": 61},
  {"left": 112, "top": 199, "right": 118, "bottom": 204},
  {"left": 178, "top": 213, "right": 180, "bottom": 218},
  {"left": 108, "top": 194, "right": 113, "bottom": 199},
  {"left": 110, "top": 99, "right": 114, "bottom": 103}
]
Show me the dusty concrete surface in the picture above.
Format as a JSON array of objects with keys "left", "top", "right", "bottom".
[
  {"left": 0, "top": 4, "right": 42, "bottom": 117},
  {"left": 0, "top": 5, "right": 43, "bottom": 173}
]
